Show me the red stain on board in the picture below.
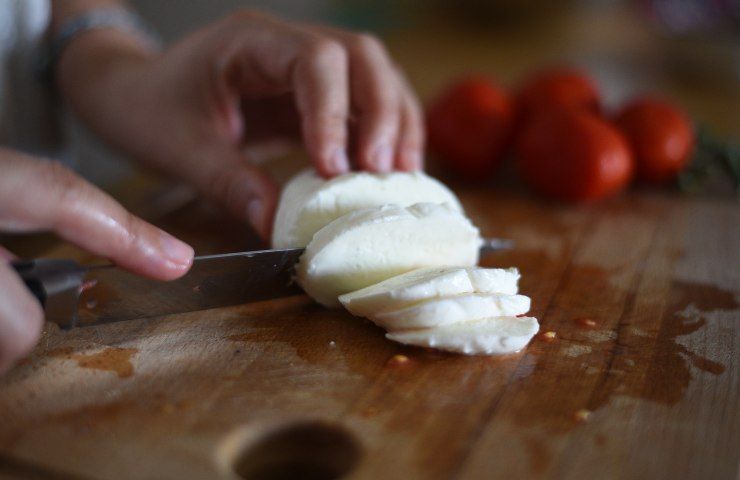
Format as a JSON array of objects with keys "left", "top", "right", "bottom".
[{"left": 49, "top": 346, "right": 138, "bottom": 378}]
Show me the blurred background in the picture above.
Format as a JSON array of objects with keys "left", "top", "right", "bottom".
[
  {"left": 72, "top": 0, "right": 738, "bottom": 186},
  {"left": 130, "top": 0, "right": 738, "bottom": 129}
]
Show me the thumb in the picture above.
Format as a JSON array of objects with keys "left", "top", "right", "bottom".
[
  {"left": 0, "top": 258, "right": 45, "bottom": 373},
  {"left": 188, "top": 149, "right": 279, "bottom": 241}
]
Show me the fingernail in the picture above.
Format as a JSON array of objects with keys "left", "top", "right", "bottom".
[
  {"left": 247, "top": 198, "right": 265, "bottom": 233},
  {"left": 159, "top": 232, "right": 194, "bottom": 269},
  {"left": 403, "top": 148, "right": 423, "bottom": 171},
  {"left": 371, "top": 143, "right": 393, "bottom": 172},
  {"left": 332, "top": 148, "right": 350, "bottom": 175}
]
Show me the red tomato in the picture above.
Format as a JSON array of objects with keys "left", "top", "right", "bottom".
[
  {"left": 516, "top": 108, "right": 633, "bottom": 202},
  {"left": 615, "top": 99, "right": 695, "bottom": 183},
  {"left": 517, "top": 67, "right": 600, "bottom": 120},
  {"left": 426, "top": 76, "right": 514, "bottom": 179}
]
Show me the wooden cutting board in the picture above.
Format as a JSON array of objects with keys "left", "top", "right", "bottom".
[{"left": 0, "top": 183, "right": 737, "bottom": 480}]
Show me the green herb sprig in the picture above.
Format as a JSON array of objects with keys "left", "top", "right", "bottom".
[{"left": 678, "top": 126, "right": 740, "bottom": 195}]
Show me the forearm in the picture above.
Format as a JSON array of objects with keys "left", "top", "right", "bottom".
[{"left": 52, "top": 1, "right": 163, "bottom": 160}]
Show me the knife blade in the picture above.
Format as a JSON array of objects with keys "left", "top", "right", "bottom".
[{"left": 13, "top": 238, "right": 512, "bottom": 328}]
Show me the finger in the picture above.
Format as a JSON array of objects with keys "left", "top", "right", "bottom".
[
  {"left": 394, "top": 75, "right": 425, "bottom": 171},
  {"left": 0, "top": 262, "right": 44, "bottom": 374},
  {"left": 0, "top": 245, "right": 16, "bottom": 261},
  {"left": 185, "top": 147, "right": 279, "bottom": 240},
  {"left": 292, "top": 38, "right": 351, "bottom": 177},
  {"left": 217, "top": 12, "right": 350, "bottom": 177},
  {"left": 313, "top": 28, "right": 402, "bottom": 173},
  {"left": 0, "top": 156, "right": 193, "bottom": 280}
]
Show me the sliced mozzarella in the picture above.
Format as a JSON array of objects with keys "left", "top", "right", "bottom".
[
  {"left": 467, "top": 268, "right": 520, "bottom": 295},
  {"left": 339, "top": 267, "right": 470, "bottom": 317},
  {"left": 272, "top": 169, "right": 463, "bottom": 248},
  {"left": 296, "top": 203, "right": 481, "bottom": 307},
  {"left": 338, "top": 266, "right": 520, "bottom": 317},
  {"left": 371, "top": 293, "right": 531, "bottom": 330},
  {"left": 386, "top": 316, "right": 540, "bottom": 355}
]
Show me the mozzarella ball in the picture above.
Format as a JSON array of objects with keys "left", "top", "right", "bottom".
[{"left": 273, "top": 169, "right": 463, "bottom": 248}]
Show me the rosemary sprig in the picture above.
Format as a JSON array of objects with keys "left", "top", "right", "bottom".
[{"left": 678, "top": 125, "right": 740, "bottom": 195}]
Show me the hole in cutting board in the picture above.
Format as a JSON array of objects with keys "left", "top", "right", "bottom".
[{"left": 232, "top": 421, "right": 361, "bottom": 480}]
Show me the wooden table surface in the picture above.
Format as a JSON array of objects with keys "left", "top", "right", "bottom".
[
  {"left": 0, "top": 176, "right": 737, "bottom": 480},
  {"left": 1, "top": 4, "right": 738, "bottom": 479}
]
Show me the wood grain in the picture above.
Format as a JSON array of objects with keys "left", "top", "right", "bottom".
[
  {"left": 0, "top": 185, "right": 736, "bottom": 480},
  {"left": 1, "top": 4, "right": 738, "bottom": 477}
]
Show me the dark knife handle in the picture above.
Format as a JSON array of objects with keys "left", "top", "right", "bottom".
[
  {"left": 11, "top": 260, "right": 48, "bottom": 306},
  {"left": 11, "top": 259, "right": 87, "bottom": 329}
]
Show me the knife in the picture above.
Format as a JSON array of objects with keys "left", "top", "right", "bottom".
[{"left": 12, "top": 238, "right": 512, "bottom": 329}]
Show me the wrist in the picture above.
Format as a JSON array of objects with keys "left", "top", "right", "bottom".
[
  {"left": 56, "top": 25, "right": 167, "bottom": 154},
  {"left": 48, "top": 4, "right": 160, "bottom": 89},
  {"left": 57, "top": 28, "right": 156, "bottom": 95},
  {"left": 57, "top": 11, "right": 160, "bottom": 94},
  {"left": 51, "top": 4, "right": 161, "bottom": 120}
]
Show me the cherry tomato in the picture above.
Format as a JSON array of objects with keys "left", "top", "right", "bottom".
[
  {"left": 515, "top": 108, "right": 633, "bottom": 202},
  {"left": 615, "top": 99, "right": 695, "bottom": 183},
  {"left": 517, "top": 67, "right": 600, "bottom": 120},
  {"left": 426, "top": 76, "right": 514, "bottom": 180}
]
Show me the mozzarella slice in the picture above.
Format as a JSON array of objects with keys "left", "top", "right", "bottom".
[
  {"left": 386, "top": 316, "right": 540, "bottom": 355},
  {"left": 338, "top": 266, "right": 520, "bottom": 317},
  {"left": 272, "top": 169, "right": 463, "bottom": 248},
  {"left": 296, "top": 203, "right": 481, "bottom": 307},
  {"left": 467, "top": 268, "right": 521, "bottom": 295},
  {"left": 371, "top": 293, "right": 531, "bottom": 330}
]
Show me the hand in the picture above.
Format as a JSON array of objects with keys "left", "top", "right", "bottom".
[
  {"left": 56, "top": 9, "right": 424, "bottom": 238},
  {"left": 0, "top": 149, "right": 194, "bottom": 373}
]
